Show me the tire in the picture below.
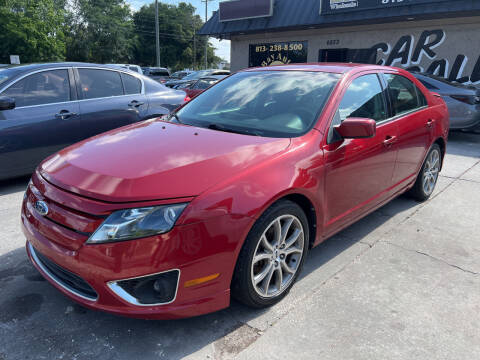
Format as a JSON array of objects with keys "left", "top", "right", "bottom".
[
  {"left": 231, "top": 200, "right": 309, "bottom": 308},
  {"left": 408, "top": 144, "right": 442, "bottom": 202}
]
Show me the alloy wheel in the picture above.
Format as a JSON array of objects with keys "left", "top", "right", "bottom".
[
  {"left": 422, "top": 148, "right": 440, "bottom": 196},
  {"left": 250, "top": 215, "right": 305, "bottom": 298}
]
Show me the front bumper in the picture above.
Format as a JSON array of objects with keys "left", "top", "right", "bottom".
[{"left": 22, "top": 179, "right": 253, "bottom": 319}]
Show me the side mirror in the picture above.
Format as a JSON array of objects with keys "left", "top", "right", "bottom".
[
  {"left": 0, "top": 96, "right": 15, "bottom": 111},
  {"left": 334, "top": 118, "right": 376, "bottom": 139}
]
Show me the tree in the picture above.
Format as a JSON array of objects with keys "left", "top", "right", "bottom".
[
  {"left": 66, "top": 0, "right": 136, "bottom": 63},
  {"left": 0, "top": 0, "right": 66, "bottom": 63},
  {"left": 133, "top": 2, "right": 221, "bottom": 70}
]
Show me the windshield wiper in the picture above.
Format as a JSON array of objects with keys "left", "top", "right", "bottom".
[
  {"left": 207, "top": 123, "right": 261, "bottom": 137},
  {"left": 169, "top": 112, "right": 183, "bottom": 124}
]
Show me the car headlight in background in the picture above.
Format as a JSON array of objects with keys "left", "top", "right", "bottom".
[{"left": 87, "top": 204, "right": 188, "bottom": 244}]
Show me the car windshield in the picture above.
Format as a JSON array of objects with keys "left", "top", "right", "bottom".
[
  {"left": 0, "top": 69, "right": 12, "bottom": 86},
  {"left": 150, "top": 70, "right": 169, "bottom": 76},
  {"left": 183, "top": 70, "right": 210, "bottom": 80},
  {"left": 176, "top": 71, "right": 341, "bottom": 138}
]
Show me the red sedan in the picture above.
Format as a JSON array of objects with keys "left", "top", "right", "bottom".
[
  {"left": 22, "top": 64, "right": 449, "bottom": 319},
  {"left": 181, "top": 75, "right": 227, "bottom": 99}
]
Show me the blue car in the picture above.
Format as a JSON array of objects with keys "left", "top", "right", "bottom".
[{"left": 0, "top": 63, "right": 187, "bottom": 180}]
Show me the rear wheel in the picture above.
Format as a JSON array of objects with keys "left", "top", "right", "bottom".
[
  {"left": 408, "top": 144, "right": 441, "bottom": 202},
  {"left": 231, "top": 200, "right": 309, "bottom": 308}
]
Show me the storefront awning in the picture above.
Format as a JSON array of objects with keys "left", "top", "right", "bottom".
[{"left": 199, "top": 0, "right": 480, "bottom": 38}]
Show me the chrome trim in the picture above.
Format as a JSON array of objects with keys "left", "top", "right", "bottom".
[
  {"left": 5, "top": 100, "right": 76, "bottom": 110},
  {"left": 28, "top": 242, "right": 98, "bottom": 302},
  {"left": 107, "top": 269, "right": 180, "bottom": 307},
  {"left": 376, "top": 105, "right": 429, "bottom": 126}
]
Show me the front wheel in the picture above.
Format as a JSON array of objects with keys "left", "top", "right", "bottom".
[
  {"left": 408, "top": 144, "right": 441, "bottom": 202},
  {"left": 231, "top": 200, "right": 309, "bottom": 308}
]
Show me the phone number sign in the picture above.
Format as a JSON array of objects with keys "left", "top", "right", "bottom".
[{"left": 249, "top": 41, "right": 308, "bottom": 68}]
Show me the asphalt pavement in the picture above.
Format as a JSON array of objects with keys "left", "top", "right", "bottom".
[{"left": 0, "top": 131, "right": 479, "bottom": 360}]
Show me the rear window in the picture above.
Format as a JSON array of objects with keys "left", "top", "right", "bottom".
[
  {"left": 419, "top": 79, "right": 438, "bottom": 90},
  {"left": 121, "top": 73, "right": 142, "bottom": 95},
  {"left": 385, "top": 74, "right": 423, "bottom": 116},
  {"left": 78, "top": 69, "right": 123, "bottom": 99},
  {"left": 193, "top": 79, "right": 218, "bottom": 90},
  {"left": 0, "top": 69, "right": 11, "bottom": 86},
  {"left": 150, "top": 70, "right": 169, "bottom": 76}
]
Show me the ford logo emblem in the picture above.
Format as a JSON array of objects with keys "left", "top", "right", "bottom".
[{"left": 34, "top": 201, "right": 49, "bottom": 216}]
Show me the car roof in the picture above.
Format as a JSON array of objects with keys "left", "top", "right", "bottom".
[
  {"left": 243, "top": 63, "right": 399, "bottom": 74},
  {"left": 0, "top": 62, "right": 137, "bottom": 77}
]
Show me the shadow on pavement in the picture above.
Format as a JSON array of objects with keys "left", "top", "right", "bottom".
[
  {"left": 446, "top": 131, "right": 480, "bottom": 158},
  {"left": 0, "top": 175, "right": 30, "bottom": 196}
]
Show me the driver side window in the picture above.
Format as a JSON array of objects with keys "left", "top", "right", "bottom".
[{"left": 338, "top": 74, "right": 387, "bottom": 123}]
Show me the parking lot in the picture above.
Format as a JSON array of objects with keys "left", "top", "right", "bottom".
[{"left": 0, "top": 131, "right": 478, "bottom": 360}]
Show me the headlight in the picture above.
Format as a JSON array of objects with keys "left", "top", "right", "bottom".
[{"left": 87, "top": 204, "right": 187, "bottom": 244}]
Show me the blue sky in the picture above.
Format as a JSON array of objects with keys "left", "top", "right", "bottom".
[{"left": 127, "top": 0, "right": 231, "bottom": 61}]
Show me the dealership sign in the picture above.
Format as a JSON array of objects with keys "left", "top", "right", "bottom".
[
  {"left": 321, "top": 0, "right": 450, "bottom": 14},
  {"left": 219, "top": 0, "right": 274, "bottom": 22},
  {"left": 249, "top": 41, "right": 308, "bottom": 68}
]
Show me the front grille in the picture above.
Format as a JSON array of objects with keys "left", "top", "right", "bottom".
[{"left": 30, "top": 244, "right": 98, "bottom": 301}]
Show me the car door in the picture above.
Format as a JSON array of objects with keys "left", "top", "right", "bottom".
[
  {"left": 74, "top": 68, "right": 148, "bottom": 139},
  {"left": 0, "top": 68, "right": 81, "bottom": 178},
  {"left": 323, "top": 73, "right": 398, "bottom": 236},
  {"left": 382, "top": 73, "right": 432, "bottom": 185}
]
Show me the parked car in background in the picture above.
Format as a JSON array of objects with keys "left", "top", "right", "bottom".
[
  {"left": 170, "top": 70, "right": 195, "bottom": 80},
  {"left": 412, "top": 72, "right": 480, "bottom": 131},
  {"left": 164, "top": 69, "right": 230, "bottom": 89},
  {"left": 180, "top": 75, "right": 228, "bottom": 98},
  {"left": 22, "top": 64, "right": 448, "bottom": 319},
  {"left": 108, "top": 64, "right": 143, "bottom": 74},
  {"left": 0, "top": 63, "right": 188, "bottom": 180},
  {"left": 143, "top": 67, "right": 171, "bottom": 84}
]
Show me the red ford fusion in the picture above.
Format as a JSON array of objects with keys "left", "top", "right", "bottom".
[{"left": 22, "top": 64, "right": 449, "bottom": 319}]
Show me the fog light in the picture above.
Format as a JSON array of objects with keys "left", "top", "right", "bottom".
[{"left": 108, "top": 270, "right": 179, "bottom": 306}]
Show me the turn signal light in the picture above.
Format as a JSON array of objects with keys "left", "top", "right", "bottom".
[{"left": 184, "top": 273, "right": 220, "bottom": 288}]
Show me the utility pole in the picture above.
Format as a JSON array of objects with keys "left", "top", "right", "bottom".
[
  {"left": 192, "top": 17, "right": 196, "bottom": 70},
  {"left": 155, "top": 0, "right": 161, "bottom": 67},
  {"left": 201, "top": 0, "right": 213, "bottom": 69}
]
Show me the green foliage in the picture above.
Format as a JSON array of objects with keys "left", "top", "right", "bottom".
[
  {"left": 66, "top": 0, "right": 136, "bottom": 63},
  {"left": 0, "top": 0, "right": 223, "bottom": 70},
  {"left": 0, "top": 0, "right": 66, "bottom": 63},
  {"left": 133, "top": 2, "right": 221, "bottom": 70}
]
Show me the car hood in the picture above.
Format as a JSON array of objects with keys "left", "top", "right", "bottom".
[{"left": 39, "top": 120, "right": 290, "bottom": 203}]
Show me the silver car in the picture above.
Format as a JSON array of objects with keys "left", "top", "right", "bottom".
[{"left": 413, "top": 73, "right": 480, "bottom": 131}]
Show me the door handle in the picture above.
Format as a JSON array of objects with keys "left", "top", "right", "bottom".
[
  {"left": 55, "top": 111, "right": 77, "bottom": 120},
  {"left": 128, "top": 100, "right": 145, "bottom": 108},
  {"left": 426, "top": 119, "right": 436, "bottom": 128},
  {"left": 383, "top": 135, "right": 397, "bottom": 148}
]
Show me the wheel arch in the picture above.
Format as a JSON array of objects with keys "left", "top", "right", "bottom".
[
  {"left": 251, "top": 191, "right": 319, "bottom": 250},
  {"left": 281, "top": 194, "right": 318, "bottom": 249},
  {"left": 434, "top": 137, "right": 446, "bottom": 170}
]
